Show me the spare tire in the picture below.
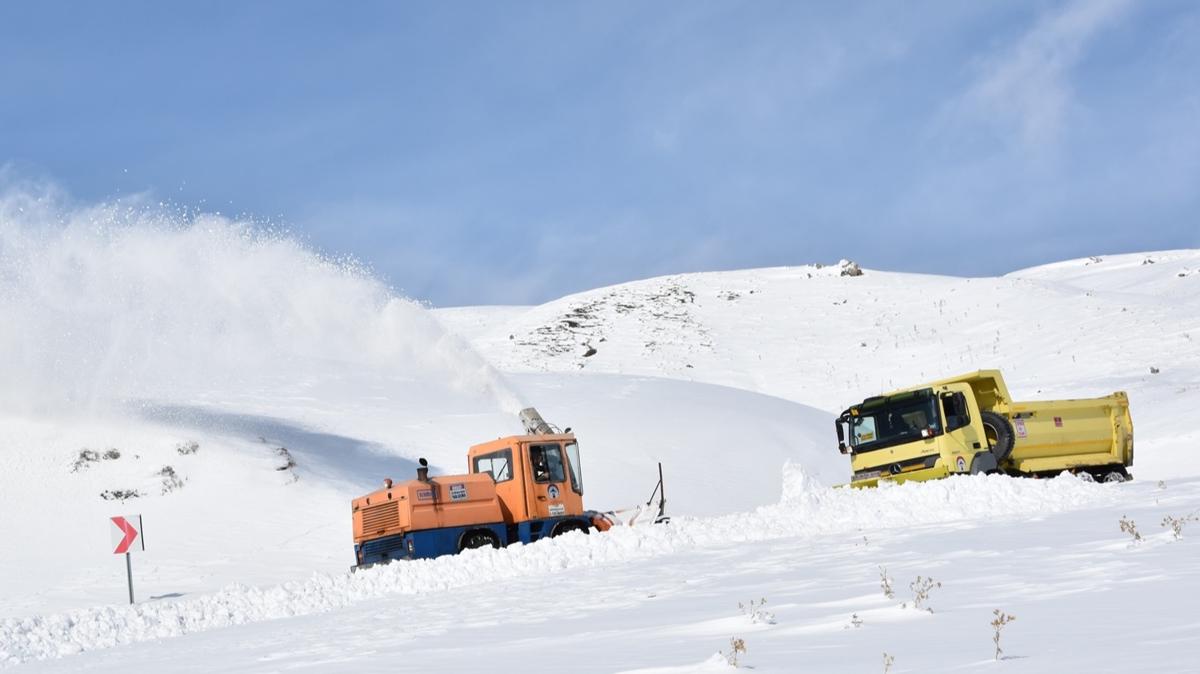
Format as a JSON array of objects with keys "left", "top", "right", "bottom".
[{"left": 981, "top": 411, "right": 1016, "bottom": 463}]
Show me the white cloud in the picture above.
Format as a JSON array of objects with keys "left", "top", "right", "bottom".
[{"left": 957, "top": 0, "right": 1132, "bottom": 150}]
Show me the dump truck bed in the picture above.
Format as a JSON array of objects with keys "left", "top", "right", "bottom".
[{"left": 1006, "top": 391, "right": 1133, "bottom": 475}]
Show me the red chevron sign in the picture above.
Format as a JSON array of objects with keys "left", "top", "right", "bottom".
[{"left": 110, "top": 515, "right": 144, "bottom": 554}]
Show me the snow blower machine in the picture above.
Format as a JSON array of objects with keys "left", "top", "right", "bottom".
[{"left": 350, "top": 408, "right": 666, "bottom": 567}]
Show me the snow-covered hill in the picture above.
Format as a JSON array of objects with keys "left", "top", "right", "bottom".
[
  {"left": 3, "top": 193, "right": 1199, "bottom": 671},
  {"left": 436, "top": 251, "right": 1200, "bottom": 479}
]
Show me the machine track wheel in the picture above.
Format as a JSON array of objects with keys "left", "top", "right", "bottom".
[
  {"left": 551, "top": 520, "right": 590, "bottom": 537},
  {"left": 980, "top": 411, "right": 1016, "bottom": 463},
  {"left": 459, "top": 529, "right": 500, "bottom": 552}
]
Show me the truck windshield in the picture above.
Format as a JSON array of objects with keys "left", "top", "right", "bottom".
[
  {"left": 565, "top": 442, "right": 583, "bottom": 494},
  {"left": 849, "top": 395, "right": 942, "bottom": 453}
]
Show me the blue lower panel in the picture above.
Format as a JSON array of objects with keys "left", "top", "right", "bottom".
[
  {"left": 356, "top": 516, "right": 593, "bottom": 566},
  {"left": 358, "top": 522, "right": 507, "bottom": 565}
]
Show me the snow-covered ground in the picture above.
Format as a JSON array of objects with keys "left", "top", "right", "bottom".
[
  {"left": 2, "top": 194, "right": 1198, "bottom": 671},
  {"left": 9, "top": 475, "right": 1200, "bottom": 672}
]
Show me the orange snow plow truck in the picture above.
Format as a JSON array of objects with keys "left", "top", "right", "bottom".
[{"left": 351, "top": 408, "right": 614, "bottom": 567}]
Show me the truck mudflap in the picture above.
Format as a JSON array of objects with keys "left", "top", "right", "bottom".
[{"left": 970, "top": 450, "right": 998, "bottom": 474}]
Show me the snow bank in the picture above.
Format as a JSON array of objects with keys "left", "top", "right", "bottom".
[
  {"left": 0, "top": 188, "right": 521, "bottom": 415},
  {"left": 0, "top": 473, "right": 1117, "bottom": 667}
]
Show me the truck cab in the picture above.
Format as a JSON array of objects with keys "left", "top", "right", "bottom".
[
  {"left": 836, "top": 382, "right": 993, "bottom": 487},
  {"left": 468, "top": 433, "right": 585, "bottom": 524}
]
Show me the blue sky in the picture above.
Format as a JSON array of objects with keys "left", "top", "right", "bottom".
[{"left": 1, "top": 1, "right": 1197, "bottom": 305}]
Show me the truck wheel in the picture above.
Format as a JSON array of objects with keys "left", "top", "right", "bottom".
[
  {"left": 1101, "top": 466, "right": 1130, "bottom": 483},
  {"left": 551, "top": 521, "right": 590, "bottom": 537},
  {"left": 459, "top": 530, "right": 500, "bottom": 552},
  {"left": 980, "top": 411, "right": 1015, "bottom": 462}
]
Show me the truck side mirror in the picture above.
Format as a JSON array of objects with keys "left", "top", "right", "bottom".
[{"left": 835, "top": 418, "right": 849, "bottom": 454}]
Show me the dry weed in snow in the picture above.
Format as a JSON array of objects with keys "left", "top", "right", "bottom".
[{"left": 991, "top": 609, "right": 1016, "bottom": 660}]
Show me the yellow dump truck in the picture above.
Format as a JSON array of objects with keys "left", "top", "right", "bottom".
[{"left": 835, "top": 370, "right": 1133, "bottom": 488}]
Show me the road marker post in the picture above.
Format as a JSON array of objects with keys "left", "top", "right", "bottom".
[{"left": 110, "top": 515, "right": 145, "bottom": 604}]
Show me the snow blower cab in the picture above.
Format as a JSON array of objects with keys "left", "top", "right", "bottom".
[
  {"left": 468, "top": 408, "right": 586, "bottom": 524},
  {"left": 351, "top": 408, "right": 594, "bottom": 567}
]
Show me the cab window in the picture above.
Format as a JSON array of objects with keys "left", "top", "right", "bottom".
[
  {"left": 529, "top": 444, "right": 566, "bottom": 484},
  {"left": 472, "top": 449, "right": 513, "bottom": 483}
]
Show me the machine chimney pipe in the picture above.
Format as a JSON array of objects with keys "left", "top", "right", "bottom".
[{"left": 416, "top": 457, "right": 430, "bottom": 482}]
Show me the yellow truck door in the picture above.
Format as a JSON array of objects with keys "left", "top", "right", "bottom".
[{"left": 937, "top": 385, "right": 989, "bottom": 473}]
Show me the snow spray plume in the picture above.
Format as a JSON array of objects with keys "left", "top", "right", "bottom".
[{"left": 0, "top": 186, "right": 523, "bottom": 416}]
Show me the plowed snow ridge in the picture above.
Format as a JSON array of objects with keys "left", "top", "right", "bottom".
[{"left": 0, "top": 472, "right": 1116, "bottom": 666}]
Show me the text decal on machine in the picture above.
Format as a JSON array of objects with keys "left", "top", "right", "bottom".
[{"left": 449, "top": 483, "right": 467, "bottom": 501}]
